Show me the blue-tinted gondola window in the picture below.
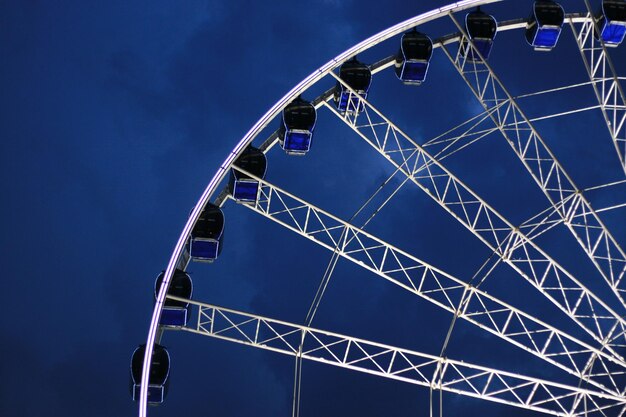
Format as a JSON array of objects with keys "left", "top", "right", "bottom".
[
  {"left": 284, "top": 131, "right": 312, "bottom": 152},
  {"left": 600, "top": 0, "right": 626, "bottom": 45},
  {"left": 233, "top": 180, "right": 260, "bottom": 202},
  {"left": 527, "top": 1, "right": 564, "bottom": 49},
  {"left": 190, "top": 239, "right": 219, "bottom": 260},
  {"left": 401, "top": 61, "right": 428, "bottom": 82},
  {"left": 601, "top": 20, "right": 626, "bottom": 44},
  {"left": 534, "top": 26, "right": 561, "bottom": 48},
  {"left": 160, "top": 308, "right": 188, "bottom": 327}
]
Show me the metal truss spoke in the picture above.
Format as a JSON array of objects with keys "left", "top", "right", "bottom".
[
  {"left": 230, "top": 166, "right": 626, "bottom": 395},
  {"left": 322, "top": 72, "right": 626, "bottom": 364},
  {"left": 421, "top": 103, "right": 599, "bottom": 170},
  {"left": 173, "top": 297, "right": 626, "bottom": 417},
  {"left": 519, "top": 201, "right": 626, "bottom": 247},
  {"left": 583, "top": 179, "right": 626, "bottom": 193},
  {"left": 441, "top": 13, "right": 626, "bottom": 315},
  {"left": 593, "top": 203, "right": 626, "bottom": 215},
  {"left": 570, "top": 4, "right": 626, "bottom": 177},
  {"left": 518, "top": 179, "right": 626, "bottom": 239},
  {"left": 292, "top": 164, "right": 410, "bottom": 417},
  {"left": 421, "top": 103, "right": 503, "bottom": 160},
  {"left": 516, "top": 80, "right": 600, "bottom": 100},
  {"left": 518, "top": 196, "right": 575, "bottom": 241}
]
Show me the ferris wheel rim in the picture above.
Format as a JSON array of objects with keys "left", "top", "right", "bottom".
[
  {"left": 137, "top": 1, "right": 626, "bottom": 415},
  {"left": 138, "top": 2, "right": 503, "bottom": 414}
]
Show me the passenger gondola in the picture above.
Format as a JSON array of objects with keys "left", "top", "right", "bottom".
[
  {"left": 130, "top": 344, "right": 171, "bottom": 404},
  {"left": 460, "top": 7, "right": 498, "bottom": 62},
  {"left": 229, "top": 146, "right": 267, "bottom": 203},
  {"left": 596, "top": 0, "right": 626, "bottom": 46},
  {"left": 279, "top": 97, "right": 317, "bottom": 155},
  {"left": 334, "top": 57, "right": 372, "bottom": 114},
  {"left": 190, "top": 203, "right": 225, "bottom": 262},
  {"left": 154, "top": 269, "right": 193, "bottom": 327},
  {"left": 525, "top": 1, "right": 565, "bottom": 50},
  {"left": 394, "top": 30, "right": 433, "bottom": 85}
]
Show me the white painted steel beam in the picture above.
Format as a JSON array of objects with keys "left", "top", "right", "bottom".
[
  {"left": 441, "top": 13, "right": 626, "bottom": 315},
  {"left": 323, "top": 74, "right": 626, "bottom": 366},
  {"left": 571, "top": 3, "right": 626, "bottom": 177},
  {"left": 230, "top": 166, "right": 626, "bottom": 395},
  {"left": 173, "top": 296, "right": 626, "bottom": 417}
]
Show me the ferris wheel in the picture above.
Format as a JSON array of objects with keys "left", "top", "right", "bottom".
[{"left": 131, "top": 0, "right": 626, "bottom": 416}]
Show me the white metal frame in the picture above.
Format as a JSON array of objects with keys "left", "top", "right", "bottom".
[
  {"left": 571, "top": 1, "right": 626, "bottom": 177},
  {"left": 229, "top": 166, "right": 626, "bottom": 395},
  {"left": 172, "top": 296, "right": 626, "bottom": 417},
  {"left": 139, "top": 2, "right": 505, "bottom": 414},
  {"left": 438, "top": 11, "right": 626, "bottom": 314},
  {"left": 325, "top": 73, "right": 626, "bottom": 360},
  {"left": 138, "top": 2, "right": 626, "bottom": 416}
]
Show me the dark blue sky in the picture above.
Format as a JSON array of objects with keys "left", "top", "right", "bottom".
[{"left": 1, "top": 1, "right": 625, "bottom": 416}]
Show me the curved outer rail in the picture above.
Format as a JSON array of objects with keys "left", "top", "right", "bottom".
[{"left": 142, "top": 1, "right": 568, "bottom": 414}]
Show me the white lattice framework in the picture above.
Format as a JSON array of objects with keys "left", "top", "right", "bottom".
[
  {"left": 171, "top": 296, "right": 626, "bottom": 417},
  {"left": 437, "top": 12, "right": 626, "bottom": 317},
  {"left": 571, "top": 2, "right": 626, "bottom": 176},
  {"left": 139, "top": 3, "right": 626, "bottom": 416},
  {"left": 322, "top": 74, "right": 626, "bottom": 365},
  {"left": 228, "top": 166, "right": 626, "bottom": 396}
]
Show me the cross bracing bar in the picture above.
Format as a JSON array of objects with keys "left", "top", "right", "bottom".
[
  {"left": 421, "top": 102, "right": 504, "bottom": 162},
  {"left": 593, "top": 202, "right": 626, "bottom": 214},
  {"left": 230, "top": 167, "right": 626, "bottom": 395},
  {"left": 322, "top": 73, "right": 626, "bottom": 364},
  {"left": 517, "top": 195, "right": 580, "bottom": 243},
  {"left": 518, "top": 194, "right": 626, "bottom": 247},
  {"left": 570, "top": 5, "right": 626, "bottom": 177},
  {"left": 421, "top": 102, "right": 600, "bottom": 168},
  {"left": 441, "top": 13, "right": 626, "bottom": 313},
  {"left": 170, "top": 296, "right": 626, "bottom": 417},
  {"left": 420, "top": 116, "right": 622, "bottom": 244}
]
